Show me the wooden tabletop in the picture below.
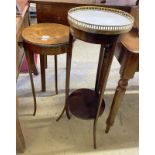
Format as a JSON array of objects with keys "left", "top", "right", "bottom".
[
  {"left": 22, "top": 23, "right": 69, "bottom": 46},
  {"left": 120, "top": 6, "right": 139, "bottom": 53},
  {"left": 120, "top": 30, "right": 139, "bottom": 53}
]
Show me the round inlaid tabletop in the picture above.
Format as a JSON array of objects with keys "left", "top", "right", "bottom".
[
  {"left": 68, "top": 6, "right": 134, "bottom": 34},
  {"left": 22, "top": 23, "right": 69, "bottom": 46}
]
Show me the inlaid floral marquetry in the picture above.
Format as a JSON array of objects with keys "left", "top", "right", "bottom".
[{"left": 22, "top": 23, "right": 69, "bottom": 46}]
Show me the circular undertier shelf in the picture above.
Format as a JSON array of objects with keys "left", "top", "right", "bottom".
[{"left": 68, "top": 89, "right": 105, "bottom": 120}]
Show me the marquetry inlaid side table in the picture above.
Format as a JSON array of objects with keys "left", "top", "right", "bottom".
[
  {"left": 22, "top": 23, "right": 69, "bottom": 115},
  {"left": 57, "top": 6, "right": 134, "bottom": 148}
]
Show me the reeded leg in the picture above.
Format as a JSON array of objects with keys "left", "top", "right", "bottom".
[
  {"left": 40, "top": 54, "right": 46, "bottom": 92},
  {"left": 105, "top": 78, "right": 128, "bottom": 133},
  {"left": 93, "top": 42, "right": 117, "bottom": 149},
  {"left": 105, "top": 41, "right": 138, "bottom": 133},
  {"left": 25, "top": 49, "right": 37, "bottom": 116},
  {"left": 56, "top": 33, "right": 73, "bottom": 121},
  {"left": 54, "top": 55, "right": 58, "bottom": 94}
]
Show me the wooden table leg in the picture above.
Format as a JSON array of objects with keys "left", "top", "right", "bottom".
[
  {"left": 16, "top": 97, "right": 25, "bottom": 153},
  {"left": 105, "top": 50, "right": 139, "bottom": 133},
  {"left": 29, "top": 52, "right": 39, "bottom": 75},
  {"left": 95, "top": 44, "right": 104, "bottom": 93},
  {"left": 105, "top": 77, "right": 129, "bottom": 133},
  {"left": 56, "top": 33, "right": 73, "bottom": 121},
  {"left": 93, "top": 42, "right": 117, "bottom": 149},
  {"left": 45, "top": 55, "right": 48, "bottom": 69},
  {"left": 97, "top": 43, "right": 116, "bottom": 95},
  {"left": 40, "top": 54, "right": 46, "bottom": 92},
  {"left": 25, "top": 48, "right": 37, "bottom": 116},
  {"left": 54, "top": 55, "right": 58, "bottom": 94}
]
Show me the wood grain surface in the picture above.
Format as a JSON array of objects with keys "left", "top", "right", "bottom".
[
  {"left": 22, "top": 23, "right": 69, "bottom": 46},
  {"left": 120, "top": 30, "right": 139, "bottom": 53}
]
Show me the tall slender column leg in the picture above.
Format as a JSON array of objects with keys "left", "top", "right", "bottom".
[
  {"left": 45, "top": 55, "right": 47, "bottom": 69},
  {"left": 40, "top": 54, "right": 46, "bottom": 92},
  {"left": 25, "top": 49, "right": 37, "bottom": 116},
  {"left": 95, "top": 44, "right": 105, "bottom": 93},
  {"left": 29, "top": 52, "right": 39, "bottom": 75},
  {"left": 105, "top": 78, "right": 129, "bottom": 133},
  {"left": 56, "top": 33, "right": 73, "bottom": 121},
  {"left": 54, "top": 55, "right": 58, "bottom": 94},
  {"left": 93, "top": 42, "right": 117, "bottom": 149}
]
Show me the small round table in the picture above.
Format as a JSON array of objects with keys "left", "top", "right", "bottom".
[
  {"left": 57, "top": 6, "right": 134, "bottom": 148},
  {"left": 22, "top": 23, "right": 69, "bottom": 116}
]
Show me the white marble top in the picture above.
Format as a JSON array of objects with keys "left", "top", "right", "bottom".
[
  {"left": 70, "top": 9, "right": 131, "bottom": 26},
  {"left": 68, "top": 6, "right": 134, "bottom": 34}
]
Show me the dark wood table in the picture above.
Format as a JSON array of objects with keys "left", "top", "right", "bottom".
[
  {"left": 56, "top": 5, "right": 134, "bottom": 148},
  {"left": 64, "top": 26, "right": 119, "bottom": 149}
]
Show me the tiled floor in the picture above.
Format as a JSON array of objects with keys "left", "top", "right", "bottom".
[{"left": 17, "top": 39, "right": 139, "bottom": 155}]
